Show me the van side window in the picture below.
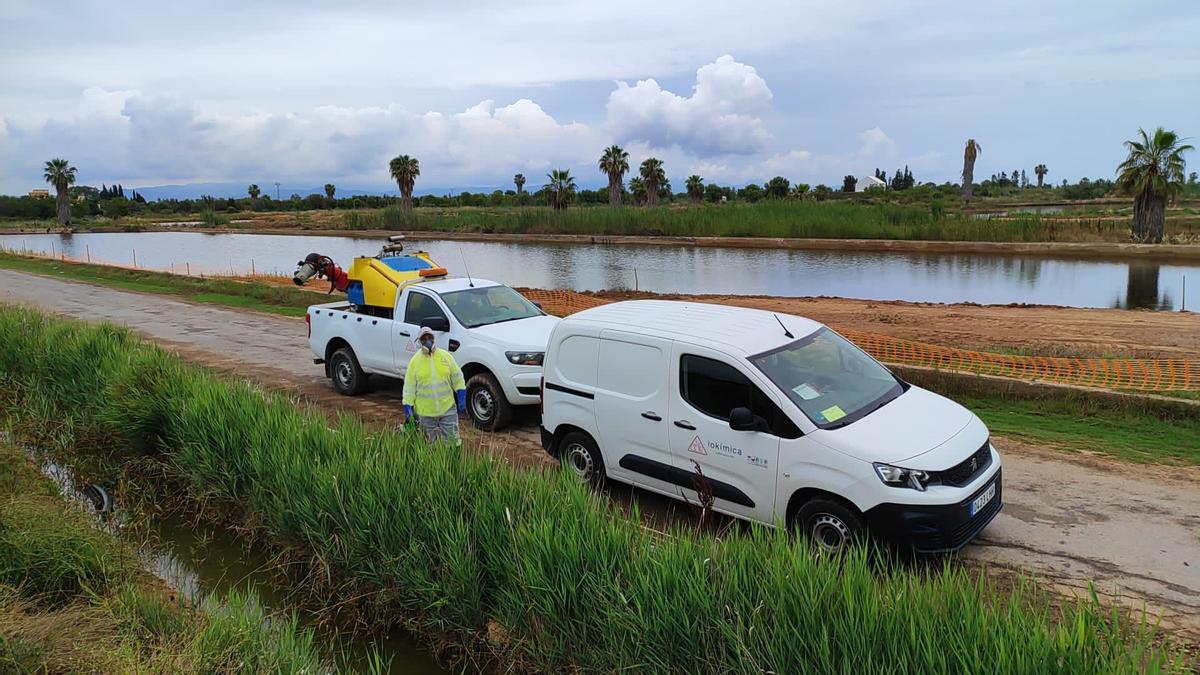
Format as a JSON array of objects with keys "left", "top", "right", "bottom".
[
  {"left": 404, "top": 292, "right": 447, "bottom": 325},
  {"left": 680, "top": 354, "right": 801, "bottom": 439}
]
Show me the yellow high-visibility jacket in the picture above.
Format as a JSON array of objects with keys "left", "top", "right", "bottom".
[{"left": 402, "top": 347, "right": 466, "bottom": 417}]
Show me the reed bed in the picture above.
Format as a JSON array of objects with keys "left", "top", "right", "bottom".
[
  {"left": 344, "top": 202, "right": 1070, "bottom": 242},
  {"left": 0, "top": 305, "right": 1183, "bottom": 673}
]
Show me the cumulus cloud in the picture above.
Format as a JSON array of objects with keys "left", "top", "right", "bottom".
[
  {"left": 605, "top": 55, "right": 773, "bottom": 156},
  {"left": 857, "top": 126, "right": 896, "bottom": 156},
  {"left": 0, "top": 90, "right": 599, "bottom": 190}
]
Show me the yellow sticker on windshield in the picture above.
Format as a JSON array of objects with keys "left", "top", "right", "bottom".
[{"left": 820, "top": 405, "right": 846, "bottom": 422}]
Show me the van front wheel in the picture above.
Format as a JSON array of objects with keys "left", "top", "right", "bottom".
[
  {"left": 796, "top": 498, "right": 864, "bottom": 552},
  {"left": 560, "top": 431, "right": 605, "bottom": 488}
]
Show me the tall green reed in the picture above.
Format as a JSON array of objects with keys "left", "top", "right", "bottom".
[{"left": 0, "top": 305, "right": 1182, "bottom": 673}]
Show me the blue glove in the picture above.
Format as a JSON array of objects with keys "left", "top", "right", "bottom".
[
  {"left": 455, "top": 389, "right": 467, "bottom": 414},
  {"left": 403, "top": 404, "right": 414, "bottom": 425}
]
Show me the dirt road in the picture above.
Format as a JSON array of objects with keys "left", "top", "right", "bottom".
[{"left": 2, "top": 271, "right": 1197, "bottom": 640}]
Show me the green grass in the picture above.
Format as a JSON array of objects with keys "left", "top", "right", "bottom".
[
  {"left": 0, "top": 304, "right": 1186, "bottom": 673},
  {"left": 903, "top": 370, "right": 1200, "bottom": 465},
  {"left": 0, "top": 251, "right": 313, "bottom": 317},
  {"left": 342, "top": 201, "right": 1082, "bottom": 241},
  {"left": 0, "top": 442, "right": 334, "bottom": 674}
]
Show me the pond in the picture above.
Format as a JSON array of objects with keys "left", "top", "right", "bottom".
[{"left": 1, "top": 231, "right": 1194, "bottom": 310}]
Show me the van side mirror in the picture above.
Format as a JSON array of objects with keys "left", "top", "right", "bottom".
[
  {"left": 421, "top": 316, "right": 450, "bottom": 332},
  {"left": 729, "top": 407, "right": 759, "bottom": 432}
]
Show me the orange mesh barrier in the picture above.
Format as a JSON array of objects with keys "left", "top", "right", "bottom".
[{"left": 521, "top": 289, "right": 1199, "bottom": 392}]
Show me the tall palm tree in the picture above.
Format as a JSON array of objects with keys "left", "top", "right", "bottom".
[
  {"left": 247, "top": 184, "right": 261, "bottom": 200},
  {"left": 961, "top": 139, "right": 981, "bottom": 203},
  {"left": 1116, "top": 127, "right": 1192, "bottom": 243},
  {"left": 685, "top": 175, "right": 704, "bottom": 204},
  {"left": 324, "top": 183, "right": 336, "bottom": 200},
  {"left": 389, "top": 155, "right": 420, "bottom": 215},
  {"left": 514, "top": 173, "right": 526, "bottom": 194},
  {"left": 1034, "top": 164, "right": 1048, "bottom": 188},
  {"left": 639, "top": 157, "right": 666, "bottom": 207},
  {"left": 545, "top": 169, "right": 576, "bottom": 210},
  {"left": 598, "top": 145, "right": 630, "bottom": 207},
  {"left": 43, "top": 158, "right": 77, "bottom": 226}
]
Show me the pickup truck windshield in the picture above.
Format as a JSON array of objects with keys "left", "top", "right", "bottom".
[
  {"left": 749, "top": 328, "right": 902, "bottom": 429},
  {"left": 441, "top": 286, "right": 543, "bottom": 328}
]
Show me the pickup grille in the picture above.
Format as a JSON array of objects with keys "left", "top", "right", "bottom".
[{"left": 938, "top": 441, "right": 992, "bottom": 487}]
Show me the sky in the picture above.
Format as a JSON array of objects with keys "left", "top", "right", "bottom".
[{"left": 2, "top": 0, "right": 1198, "bottom": 196}]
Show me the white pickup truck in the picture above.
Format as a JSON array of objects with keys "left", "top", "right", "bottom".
[{"left": 307, "top": 277, "right": 559, "bottom": 430}]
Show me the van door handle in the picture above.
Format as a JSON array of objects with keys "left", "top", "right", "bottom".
[
  {"left": 673, "top": 420, "right": 696, "bottom": 430},
  {"left": 641, "top": 411, "right": 662, "bottom": 421},
  {"left": 399, "top": 331, "right": 410, "bottom": 337}
]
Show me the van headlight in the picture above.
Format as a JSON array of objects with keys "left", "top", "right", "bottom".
[
  {"left": 506, "top": 351, "right": 544, "bottom": 366},
  {"left": 873, "top": 463, "right": 930, "bottom": 491}
]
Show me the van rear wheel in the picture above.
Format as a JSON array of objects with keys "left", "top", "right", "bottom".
[
  {"left": 560, "top": 431, "right": 605, "bottom": 488},
  {"left": 796, "top": 498, "right": 864, "bottom": 552},
  {"left": 466, "top": 372, "right": 513, "bottom": 431}
]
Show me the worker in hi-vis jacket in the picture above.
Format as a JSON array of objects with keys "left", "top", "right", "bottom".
[{"left": 402, "top": 326, "right": 467, "bottom": 445}]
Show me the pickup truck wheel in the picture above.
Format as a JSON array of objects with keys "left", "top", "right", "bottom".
[
  {"left": 329, "top": 347, "right": 367, "bottom": 395},
  {"left": 560, "top": 431, "right": 605, "bottom": 488},
  {"left": 796, "top": 498, "right": 864, "bottom": 553},
  {"left": 466, "top": 373, "right": 513, "bottom": 431}
]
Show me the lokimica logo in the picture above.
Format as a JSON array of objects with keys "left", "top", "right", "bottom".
[{"left": 688, "top": 435, "right": 707, "bottom": 455}]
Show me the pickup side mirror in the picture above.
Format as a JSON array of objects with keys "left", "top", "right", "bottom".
[
  {"left": 421, "top": 316, "right": 450, "bottom": 332},
  {"left": 729, "top": 407, "right": 759, "bottom": 432},
  {"left": 532, "top": 301, "right": 542, "bottom": 309}
]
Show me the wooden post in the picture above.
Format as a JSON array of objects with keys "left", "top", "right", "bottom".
[
  {"left": 186, "top": 262, "right": 190, "bottom": 276},
  {"left": 133, "top": 248, "right": 137, "bottom": 267},
  {"left": 251, "top": 259, "right": 255, "bottom": 276},
  {"left": 86, "top": 245, "right": 91, "bottom": 263}
]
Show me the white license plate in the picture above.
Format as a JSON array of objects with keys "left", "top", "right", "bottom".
[{"left": 969, "top": 482, "right": 996, "bottom": 517}]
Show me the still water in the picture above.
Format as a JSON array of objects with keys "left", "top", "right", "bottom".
[{"left": 2, "top": 231, "right": 1194, "bottom": 310}]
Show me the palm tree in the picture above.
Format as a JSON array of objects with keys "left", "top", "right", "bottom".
[
  {"left": 1034, "top": 164, "right": 1048, "bottom": 188},
  {"left": 43, "top": 158, "right": 77, "bottom": 226},
  {"left": 685, "top": 175, "right": 704, "bottom": 204},
  {"left": 1116, "top": 127, "right": 1192, "bottom": 243},
  {"left": 598, "top": 145, "right": 630, "bottom": 207},
  {"left": 545, "top": 169, "right": 576, "bottom": 210},
  {"left": 324, "top": 183, "right": 336, "bottom": 200},
  {"left": 961, "top": 139, "right": 981, "bottom": 203},
  {"left": 514, "top": 173, "right": 526, "bottom": 194},
  {"left": 628, "top": 176, "right": 647, "bottom": 206},
  {"left": 639, "top": 158, "right": 666, "bottom": 207},
  {"left": 389, "top": 155, "right": 420, "bottom": 215}
]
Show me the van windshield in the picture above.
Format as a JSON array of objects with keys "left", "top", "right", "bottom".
[
  {"left": 748, "top": 328, "right": 903, "bottom": 429},
  {"left": 440, "top": 285, "right": 543, "bottom": 328}
]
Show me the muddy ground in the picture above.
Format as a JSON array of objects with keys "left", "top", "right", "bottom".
[{"left": 1, "top": 271, "right": 1197, "bottom": 643}]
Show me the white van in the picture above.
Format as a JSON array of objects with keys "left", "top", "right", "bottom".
[{"left": 539, "top": 300, "right": 1002, "bottom": 553}]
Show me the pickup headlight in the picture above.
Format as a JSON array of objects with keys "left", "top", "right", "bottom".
[
  {"left": 505, "top": 351, "right": 544, "bottom": 366},
  {"left": 873, "top": 463, "right": 930, "bottom": 491}
]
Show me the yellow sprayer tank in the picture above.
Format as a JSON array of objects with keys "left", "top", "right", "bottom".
[{"left": 345, "top": 251, "right": 447, "bottom": 310}]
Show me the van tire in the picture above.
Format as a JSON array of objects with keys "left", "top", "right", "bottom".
[
  {"left": 329, "top": 347, "right": 367, "bottom": 395},
  {"left": 466, "top": 372, "right": 513, "bottom": 431},
  {"left": 796, "top": 497, "right": 864, "bottom": 552},
  {"left": 559, "top": 431, "right": 605, "bottom": 487}
]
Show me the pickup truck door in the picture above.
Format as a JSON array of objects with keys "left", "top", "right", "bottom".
[
  {"left": 667, "top": 343, "right": 782, "bottom": 525},
  {"left": 393, "top": 288, "right": 452, "bottom": 375}
]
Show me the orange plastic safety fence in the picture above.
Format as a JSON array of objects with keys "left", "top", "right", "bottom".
[{"left": 520, "top": 289, "right": 1200, "bottom": 392}]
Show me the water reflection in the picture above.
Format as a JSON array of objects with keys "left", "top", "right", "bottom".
[{"left": 1, "top": 231, "right": 1195, "bottom": 311}]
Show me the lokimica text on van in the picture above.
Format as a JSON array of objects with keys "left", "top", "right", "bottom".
[{"left": 539, "top": 300, "right": 1002, "bottom": 553}]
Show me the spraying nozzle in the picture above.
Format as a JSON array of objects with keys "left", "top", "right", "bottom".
[{"left": 293, "top": 262, "right": 318, "bottom": 285}]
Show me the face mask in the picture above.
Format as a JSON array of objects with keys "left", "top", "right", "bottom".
[{"left": 420, "top": 339, "right": 434, "bottom": 350}]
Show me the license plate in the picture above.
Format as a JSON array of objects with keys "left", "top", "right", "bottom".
[{"left": 969, "top": 482, "right": 996, "bottom": 517}]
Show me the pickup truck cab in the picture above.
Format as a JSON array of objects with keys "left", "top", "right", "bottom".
[
  {"left": 308, "top": 278, "right": 559, "bottom": 429},
  {"left": 540, "top": 300, "right": 1002, "bottom": 553}
]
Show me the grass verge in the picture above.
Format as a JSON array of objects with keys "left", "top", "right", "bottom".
[
  {"left": 0, "top": 304, "right": 1186, "bottom": 673},
  {"left": 0, "top": 251, "right": 313, "bottom": 317},
  {"left": 0, "top": 442, "right": 335, "bottom": 673}
]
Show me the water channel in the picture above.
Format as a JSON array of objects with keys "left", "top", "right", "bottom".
[{"left": 1, "top": 231, "right": 1194, "bottom": 310}]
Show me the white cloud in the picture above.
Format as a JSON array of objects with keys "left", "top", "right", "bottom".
[
  {"left": 858, "top": 127, "right": 896, "bottom": 157},
  {"left": 605, "top": 55, "right": 773, "bottom": 156}
]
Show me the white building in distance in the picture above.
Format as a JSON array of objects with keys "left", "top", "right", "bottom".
[{"left": 856, "top": 175, "right": 886, "bottom": 192}]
